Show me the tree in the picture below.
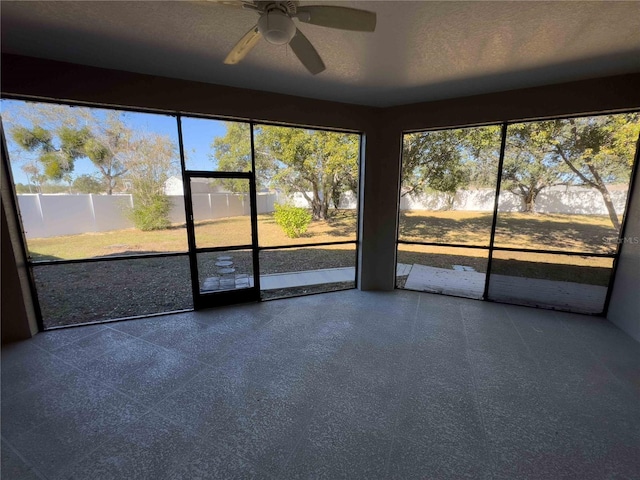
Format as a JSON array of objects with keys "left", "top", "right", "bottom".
[
  {"left": 11, "top": 124, "right": 87, "bottom": 182},
  {"left": 73, "top": 174, "right": 103, "bottom": 194},
  {"left": 80, "top": 112, "right": 130, "bottom": 194},
  {"left": 401, "top": 127, "right": 500, "bottom": 207},
  {"left": 213, "top": 122, "right": 276, "bottom": 192},
  {"left": 257, "top": 126, "right": 359, "bottom": 220},
  {"left": 125, "top": 133, "right": 177, "bottom": 231},
  {"left": 38, "top": 183, "right": 69, "bottom": 194},
  {"left": 212, "top": 122, "right": 252, "bottom": 192},
  {"left": 540, "top": 114, "right": 639, "bottom": 229},
  {"left": 214, "top": 123, "right": 359, "bottom": 220},
  {"left": 501, "top": 123, "right": 567, "bottom": 213},
  {"left": 20, "top": 162, "right": 45, "bottom": 193},
  {"left": 402, "top": 130, "right": 468, "bottom": 199},
  {"left": 326, "top": 133, "right": 360, "bottom": 209},
  {"left": 9, "top": 106, "right": 131, "bottom": 194},
  {"left": 460, "top": 126, "right": 502, "bottom": 189},
  {"left": 14, "top": 183, "right": 35, "bottom": 194}
]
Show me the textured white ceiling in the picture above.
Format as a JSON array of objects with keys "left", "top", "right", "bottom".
[{"left": 2, "top": 1, "right": 640, "bottom": 107}]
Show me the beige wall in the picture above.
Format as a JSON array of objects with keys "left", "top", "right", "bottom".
[
  {"left": 2, "top": 53, "right": 640, "bottom": 338},
  {"left": 0, "top": 55, "right": 374, "bottom": 131}
]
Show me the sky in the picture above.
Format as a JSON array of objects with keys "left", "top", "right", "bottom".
[{"left": 1, "top": 99, "right": 231, "bottom": 185}]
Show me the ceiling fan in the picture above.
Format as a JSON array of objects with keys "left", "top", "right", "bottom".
[{"left": 214, "top": 1, "right": 377, "bottom": 75}]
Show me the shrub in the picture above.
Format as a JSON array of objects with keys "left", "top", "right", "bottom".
[
  {"left": 128, "top": 193, "right": 171, "bottom": 231},
  {"left": 274, "top": 204, "right": 312, "bottom": 238}
]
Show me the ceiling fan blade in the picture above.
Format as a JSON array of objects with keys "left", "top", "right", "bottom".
[
  {"left": 224, "top": 25, "right": 262, "bottom": 65},
  {"left": 289, "top": 29, "right": 325, "bottom": 75},
  {"left": 295, "top": 6, "right": 376, "bottom": 32}
]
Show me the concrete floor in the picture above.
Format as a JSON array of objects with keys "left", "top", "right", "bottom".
[{"left": 2, "top": 290, "right": 639, "bottom": 479}]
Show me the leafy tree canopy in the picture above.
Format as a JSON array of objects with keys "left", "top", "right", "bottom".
[
  {"left": 501, "top": 123, "right": 569, "bottom": 212},
  {"left": 125, "top": 133, "right": 178, "bottom": 231},
  {"left": 212, "top": 122, "right": 359, "bottom": 220},
  {"left": 536, "top": 113, "right": 639, "bottom": 229},
  {"left": 9, "top": 105, "right": 133, "bottom": 194},
  {"left": 72, "top": 174, "right": 103, "bottom": 194},
  {"left": 402, "top": 126, "right": 501, "bottom": 198},
  {"left": 400, "top": 115, "right": 639, "bottom": 226}
]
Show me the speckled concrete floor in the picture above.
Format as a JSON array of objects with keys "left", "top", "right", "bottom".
[{"left": 2, "top": 290, "right": 639, "bottom": 479}]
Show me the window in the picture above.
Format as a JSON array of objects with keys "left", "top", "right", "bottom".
[
  {"left": 397, "top": 125, "right": 501, "bottom": 298},
  {"left": 397, "top": 113, "right": 640, "bottom": 314},
  {"left": 487, "top": 115, "right": 638, "bottom": 313},
  {"left": 1, "top": 100, "right": 362, "bottom": 326},
  {"left": 253, "top": 124, "right": 360, "bottom": 299},
  {"left": 2, "top": 99, "right": 191, "bottom": 327}
]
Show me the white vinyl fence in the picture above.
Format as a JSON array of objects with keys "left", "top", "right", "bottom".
[
  {"left": 18, "top": 193, "right": 284, "bottom": 239},
  {"left": 400, "top": 186, "right": 628, "bottom": 215},
  {"left": 17, "top": 185, "right": 627, "bottom": 239}
]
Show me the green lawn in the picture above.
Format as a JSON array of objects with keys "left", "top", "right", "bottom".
[
  {"left": 399, "top": 210, "right": 618, "bottom": 254},
  {"left": 28, "top": 210, "right": 618, "bottom": 261},
  {"left": 27, "top": 210, "right": 357, "bottom": 261}
]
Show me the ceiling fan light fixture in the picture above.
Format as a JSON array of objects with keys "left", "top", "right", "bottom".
[
  {"left": 257, "top": 10, "right": 296, "bottom": 45},
  {"left": 222, "top": 2, "right": 377, "bottom": 75}
]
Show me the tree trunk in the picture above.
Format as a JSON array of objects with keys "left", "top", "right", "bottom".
[
  {"left": 310, "top": 201, "right": 328, "bottom": 220},
  {"left": 523, "top": 188, "right": 539, "bottom": 213},
  {"left": 596, "top": 185, "right": 620, "bottom": 230},
  {"left": 105, "top": 174, "right": 114, "bottom": 195},
  {"left": 555, "top": 146, "right": 621, "bottom": 230},
  {"left": 310, "top": 196, "right": 325, "bottom": 220},
  {"left": 584, "top": 162, "right": 621, "bottom": 231},
  {"left": 321, "top": 199, "right": 329, "bottom": 219},
  {"left": 445, "top": 194, "right": 455, "bottom": 211},
  {"left": 331, "top": 187, "right": 341, "bottom": 210},
  {"left": 524, "top": 198, "right": 534, "bottom": 213},
  {"left": 309, "top": 183, "right": 332, "bottom": 220}
]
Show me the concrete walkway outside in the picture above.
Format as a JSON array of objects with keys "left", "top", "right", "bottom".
[
  {"left": 207, "top": 262, "right": 605, "bottom": 313},
  {"left": 404, "top": 264, "right": 607, "bottom": 313},
  {"left": 488, "top": 274, "right": 607, "bottom": 314},
  {"left": 405, "top": 264, "right": 485, "bottom": 299},
  {"left": 260, "top": 267, "right": 354, "bottom": 290},
  {"left": 260, "top": 263, "right": 413, "bottom": 290}
]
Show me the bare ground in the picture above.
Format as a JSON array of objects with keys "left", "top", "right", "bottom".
[{"left": 35, "top": 248, "right": 356, "bottom": 328}]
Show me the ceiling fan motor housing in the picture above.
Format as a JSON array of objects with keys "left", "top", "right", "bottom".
[{"left": 258, "top": 10, "right": 296, "bottom": 45}]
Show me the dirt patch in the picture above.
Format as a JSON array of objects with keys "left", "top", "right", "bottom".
[
  {"left": 34, "top": 256, "right": 194, "bottom": 328},
  {"left": 34, "top": 248, "right": 357, "bottom": 328}
]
